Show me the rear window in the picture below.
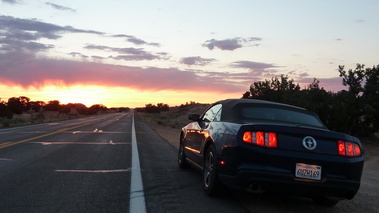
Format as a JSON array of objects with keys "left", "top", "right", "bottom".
[{"left": 235, "top": 105, "right": 325, "bottom": 128}]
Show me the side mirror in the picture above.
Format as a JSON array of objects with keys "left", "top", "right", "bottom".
[{"left": 188, "top": 114, "right": 200, "bottom": 121}]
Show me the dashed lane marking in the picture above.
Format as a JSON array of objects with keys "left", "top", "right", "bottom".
[{"left": 0, "top": 118, "right": 108, "bottom": 150}]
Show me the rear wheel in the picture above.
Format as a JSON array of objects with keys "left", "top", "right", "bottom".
[
  {"left": 203, "top": 145, "right": 224, "bottom": 196},
  {"left": 312, "top": 197, "right": 339, "bottom": 207}
]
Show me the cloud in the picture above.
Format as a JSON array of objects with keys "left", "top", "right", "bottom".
[
  {"left": 0, "top": 15, "right": 104, "bottom": 52},
  {"left": 0, "top": 37, "right": 54, "bottom": 51},
  {"left": 0, "top": 16, "right": 162, "bottom": 57},
  {"left": 0, "top": 51, "right": 246, "bottom": 93},
  {"left": 231, "top": 61, "right": 279, "bottom": 71},
  {"left": 1, "top": 0, "right": 20, "bottom": 4},
  {"left": 0, "top": 16, "right": 103, "bottom": 36},
  {"left": 203, "top": 37, "right": 261, "bottom": 51},
  {"left": 180, "top": 56, "right": 215, "bottom": 66},
  {"left": 299, "top": 72, "right": 309, "bottom": 78},
  {"left": 297, "top": 77, "right": 346, "bottom": 92},
  {"left": 69, "top": 52, "right": 89, "bottom": 58},
  {"left": 84, "top": 44, "right": 168, "bottom": 61},
  {"left": 230, "top": 60, "right": 281, "bottom": 78},
  {"left": 45, "top": 2, "right": 76, "bottom": 12},
  {"left": 111, "top": 34, "right": 160, "bottom": 46}
]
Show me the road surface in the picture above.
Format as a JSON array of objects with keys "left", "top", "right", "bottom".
[
  {"left": 0, "top": 112, "right": 245, "bottom": 213},
  {"left": 1, "top": 111, "right": 377, "bottom": 212}
]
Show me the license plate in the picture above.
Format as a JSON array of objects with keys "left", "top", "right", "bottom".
[{"left": 295, "top": 163, "right": 321, "bottom": 180}]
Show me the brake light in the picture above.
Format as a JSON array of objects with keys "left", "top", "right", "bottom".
[
  {"left": 243, "top": 131, "right": 278, "bottom": 148},
  {"left": 268, "top": 132, "right": 278, "bottom": 147},
  {"left": 256, "top": 131, "right": 265, "bottom": 146},
  {"left": 243, "top": 131, "right": 252, "bottom": 143},
  {"left": 338, "top": 140, "right": 362, "bottom": 157}
]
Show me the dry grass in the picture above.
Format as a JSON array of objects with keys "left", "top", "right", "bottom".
[{"left": 137, "top": 104, "right": 210, "bottom": 148}]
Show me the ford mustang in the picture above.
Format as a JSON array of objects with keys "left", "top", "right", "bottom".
[{"left": 178, "top": 99, "right": 364, "bottom": 206}]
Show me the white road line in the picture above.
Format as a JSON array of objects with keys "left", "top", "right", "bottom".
[
  {"left": 130, "top": 110, "right": 147, "bottom": 213},
  {"left": 55, "top": 169, "right": 130, "bottom": 173},
  {"left": 29, "top": 142, "right": 129, "bottom": 145}
]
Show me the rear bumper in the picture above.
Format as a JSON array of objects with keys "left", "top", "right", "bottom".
[{"left": 219, "top": 168, "right": 360, "bottom": 199}]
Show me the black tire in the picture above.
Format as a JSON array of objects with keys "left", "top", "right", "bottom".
[
  {"left": 312, "top": 197, "right": 339, "bottom": 207},
  {"left": 203, "top": 145, "right": 224, "bottom": 196},
  {"left": 178, "top": 140, "right": 189, "bottom": 169}
]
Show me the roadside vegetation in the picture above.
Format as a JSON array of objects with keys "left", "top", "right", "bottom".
[
  {"left": 0, "top": 97, "right": 129, "bottom": 128},
  {"left": 136, "top": 102, "right": 209, "bottom": 129},
  {"left": 242, "top": 64, "right": 379, "bottom": 137},
  {"left": 139, "top": 64, "right": 379, "bottom": 140},
  {"left": 2, "top": 63, "right": 377, "bottom": 139}
]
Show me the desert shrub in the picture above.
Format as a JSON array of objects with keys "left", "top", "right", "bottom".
[{"left": 0, "top": 117, "right": 28, "bottom": 128}]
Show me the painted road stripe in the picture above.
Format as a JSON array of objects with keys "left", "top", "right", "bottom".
[
  {"left": 0, "top": 118, "right": 108, "bottom": 149},
  {"left": 30, "top": 142, "right": 130, "bottom": 145},
  {"left": 55, "top": 169, "right": 130, "bottom": 173},
  {"left": 129, "top": 110, "right": 147, "bottom": 213}
]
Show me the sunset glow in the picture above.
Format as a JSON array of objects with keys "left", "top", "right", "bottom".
[
  {"left": 0, "top": 84, "right": 240, "bottom": 108},
  {"left": 1, "top": 1, "right": 378, "bottom": 108}
]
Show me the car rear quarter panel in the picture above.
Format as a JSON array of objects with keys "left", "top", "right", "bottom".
[{"left": 209, "top": 122, "right": 241, "bottom": 155}]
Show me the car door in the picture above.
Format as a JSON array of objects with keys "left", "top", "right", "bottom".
[{"left": 190, "top": 104, "right": 222, "bottom": 165}]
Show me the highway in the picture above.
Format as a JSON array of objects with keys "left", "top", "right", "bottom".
[
  {"left": 2, "top": 111, "right": 373, "bottom": 213},
  {"left": 0, "top": 112, "right": 246, "bottom": 213}
]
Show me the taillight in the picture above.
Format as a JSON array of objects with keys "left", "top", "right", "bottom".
[
  {"left": 243, "top": 131, "right": 278, "bottom": 148},
  {"left": 242, "top": 131, "right": 252, "bottom": 143},
  {"left": 338, "top": 140, "right": 362, "bottom": 157}
]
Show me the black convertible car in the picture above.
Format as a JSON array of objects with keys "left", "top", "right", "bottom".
[{"left": 178, "top": 99, "right": 364, "bottom": 206}]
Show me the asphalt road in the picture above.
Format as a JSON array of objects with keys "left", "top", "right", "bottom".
[
  {"left": 0, "top": 112, "right": 246, "bottom": 213},
  {"left": 2, "top": 111, "right": 374, "bottom": 213},
  {"left": 0, "top": 113, "right": 132, "bottom": 212}
]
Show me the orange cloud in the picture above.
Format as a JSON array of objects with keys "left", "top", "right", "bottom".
[{"left": 0, "top": 51, "right": 246, "bottom": 94}]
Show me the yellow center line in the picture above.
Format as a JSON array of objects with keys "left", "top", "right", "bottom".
[{"left": 0, "top": 119, "right": 104, "bottom": 150}]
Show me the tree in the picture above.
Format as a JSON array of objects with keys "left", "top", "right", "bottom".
[
  {"left": 361, "top": 65, "right": 379, "bottom": 135},
  {"left": 66, "top": 103, "right": 88, "bottom": 114},
  {"left": 338, "top": 64, "right": 379, "bottom": 135},
  {"left": 30, "top": 101, "right": 46, "bottom": 112},
  {"left": 247, "top": 75, "right": 300, "bottom": 102},
  {"left": 338, "top": 64, "right": 365, "bottom": 97},
  {"left": 145, "top": 103, "right": 160, "bottom": 113},
  {"left": 59, "top": 104, "right": 71, "bottom": 114},
  {"left": 157, "top": 103, "right": 169, "bottom": 111},
  {"left": 7, "top": 96, "right": 30, "bottom": 114},
  {"left": 242, "top": 67, "right": 379, "bottom": 137},
  {"left": 0, "top": 102, "right": 13, "bottom": 119},
  {"left": 44, "top": 100, "right": 60, "bottom": 111},
  {"left": 88, "top": 104, "right": 108, "bottom": 114}
]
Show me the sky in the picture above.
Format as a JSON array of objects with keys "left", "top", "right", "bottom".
[{"left": 1, "top": 0, "right": 378, "bottom": 108}]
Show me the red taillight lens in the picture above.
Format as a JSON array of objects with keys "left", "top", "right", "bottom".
[
  {"left": 243, "top": 131, "right": 278, "bottom": 148},
  {"left": 243, "top": 131, "right": 252, "bottom": 143},
  {"left": 338, "top": 140, "right": 362, "bottom": 157},
  {"left": 354, "top": 144, "right": 361, "bottom": 156},
  {"left": 268, "top": 132, "right": 277, "bottom": 148},
  {"left": 256, "top": 132, "right": 265, "bottom": 146},
  {"left": 338, "top": 141, "right": 346, "bottom": 156}
]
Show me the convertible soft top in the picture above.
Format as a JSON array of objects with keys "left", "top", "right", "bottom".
[{"left": 214, "top": 99, "right": 307, "bottom": 121}]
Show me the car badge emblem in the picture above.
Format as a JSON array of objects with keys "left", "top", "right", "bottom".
[{"left": 302, "top": 136, "right": 317, "bottom": 150}]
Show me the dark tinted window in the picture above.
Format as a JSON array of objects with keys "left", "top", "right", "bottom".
[{"left": 236, "top": 105, "right": 325, "bottom": 128}]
